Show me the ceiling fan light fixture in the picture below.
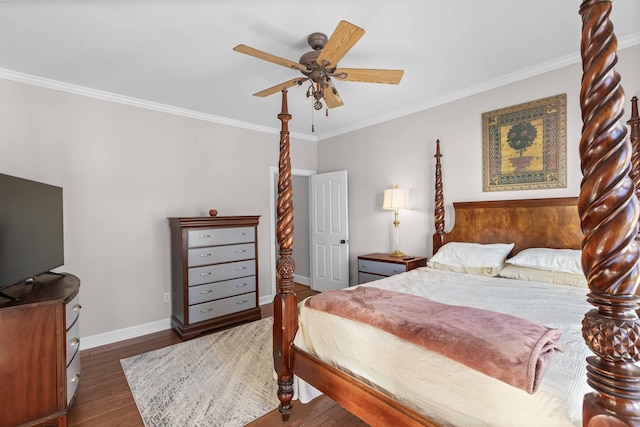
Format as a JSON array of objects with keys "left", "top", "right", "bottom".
[{"left": 306, "top": 82, "right": 324, "bottom": 110}]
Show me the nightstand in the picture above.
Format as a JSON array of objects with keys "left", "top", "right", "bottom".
[{"left": 357, "top": 252, "right": 428, "bottom": 284}]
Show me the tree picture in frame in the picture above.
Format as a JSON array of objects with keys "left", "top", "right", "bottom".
[{"left": 482, "top": 94, "right": 567, "bottom": 192}]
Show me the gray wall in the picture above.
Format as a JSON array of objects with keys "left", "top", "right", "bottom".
[
  {"left": 0, "top": 78, "right": 317, "bottom": 341},
  {"left": 292, "top": 175, "right": 310, "bottom": 281},
  {"left": 317, "top": 44, "right": 639, "bottom": 285}
]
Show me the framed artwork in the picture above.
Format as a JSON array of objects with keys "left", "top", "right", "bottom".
[{"left": 482, "top": 94, "right": 567, "bottom": 192}]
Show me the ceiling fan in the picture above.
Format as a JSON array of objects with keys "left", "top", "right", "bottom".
[{"left": 233, "top": 20, "right": 404, "bottom": 111}]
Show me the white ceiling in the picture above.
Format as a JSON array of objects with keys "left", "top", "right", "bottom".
[{"left": 0, "top": 0, "right": 639, "bottom": 141}]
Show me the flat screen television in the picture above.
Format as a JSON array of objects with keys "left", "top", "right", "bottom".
[{"left": 0, "top": 173, "right": 64, "bottom": 296}]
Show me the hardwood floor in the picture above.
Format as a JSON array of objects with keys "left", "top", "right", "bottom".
[{"left": 67, "top": 284, "right": 368, "bottom": 426}]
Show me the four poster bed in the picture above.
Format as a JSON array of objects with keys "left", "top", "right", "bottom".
[{"left": 273, "top": 1, "right": 640, "bottom": 425}]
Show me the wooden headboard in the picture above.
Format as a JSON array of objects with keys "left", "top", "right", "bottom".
[
  {"left": 432, "top": 140, "right": 581, "bottom": 255},
  {"left": 433, "top": 197, "right": 582, "bottom": 255}
]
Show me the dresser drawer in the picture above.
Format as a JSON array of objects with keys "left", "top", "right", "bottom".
[
  {"left": 187, "top": 226, "right": 254, "bottom": 248},
  {"left": 188, "top": 259, "right": 255, "bottom": 286},
  {"left": 189, "top": 292, "right": 256, "bottom": 323},
  {"left": 187, "top": 243, "right": 255, "bottom": 267},
  {"left": 66, "top": 351, "right": 81, "bottom": 405},
  {"left": 66, "top": 317, "right": 80, "bottom": 366},
  {"left": 359, "top": 259, "right": 407, "bottom": 276},
  {"left": 65, "top": 292, "right": 81, "bottom": 328},
  {"left": 188, "top": 276, "right": 256, "bottom": 305},
  {"left": 358, "top": 272, "right": 389, "bottom": 284}
]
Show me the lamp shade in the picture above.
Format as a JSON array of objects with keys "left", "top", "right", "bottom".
[{"left": 382, "top": 186, "right": 409, "bottom": 210}]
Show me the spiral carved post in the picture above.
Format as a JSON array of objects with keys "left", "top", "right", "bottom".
[
  {"left": 578, "top": 1, "right": 640, "bottom": 425},
  {"left": 272, "top": 89, "right": 298, "bottom": 420},
  {"left": 629, "top": 97, "right": 640, "bottom": 241},
  {"left": 433, "top": 139, "right": 446, "bottom": 254}
]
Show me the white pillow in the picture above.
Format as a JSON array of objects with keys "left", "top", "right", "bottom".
[
  {"left": 506, "top": 248, "right": 582, "bottom": 275},
  {"left": 428, "top": 242, "right": 515, "bottom": 276},
  {"left": 498, "top": 264, "right": 588, "bottom": 288}
]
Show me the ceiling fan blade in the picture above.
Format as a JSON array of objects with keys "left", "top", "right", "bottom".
[
  {"left": 253, "top": 78, "right": 307, "bottom": 97},
  {"left": 333, "top": 68, "right": 404, "bottom": 84},
  {"left": 233, "top": 44, "right": 305, "bottom": 71},
  {"left": 316, "top": 20, "right": 365, "bottom": 68},
  {"left": 324, "top": 80, "right": 344, "bottom": 109}
]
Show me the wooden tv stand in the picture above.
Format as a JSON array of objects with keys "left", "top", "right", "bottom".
[{"left": 0, "top": 273, "right": 81, "bottom": 427}]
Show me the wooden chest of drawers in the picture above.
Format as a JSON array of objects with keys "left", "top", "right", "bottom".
[
  {"left": 358, "top": 252, "right": 427, "bottom": 284},
  {"left": 169, "top": 216, "right": 261, "bottom": 339}
]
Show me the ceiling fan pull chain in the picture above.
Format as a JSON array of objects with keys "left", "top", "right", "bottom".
[{"left": 311, "top": 103, "right": 315, "bottom": 133}]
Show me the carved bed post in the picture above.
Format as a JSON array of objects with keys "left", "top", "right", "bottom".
[
  {"left": 272, "top": 89, "right": 298, "bottom": 420},
  {"left": 578, "top": 1, "right": 640, "bottom": 425},
  {"left": 629, "top": 96, "right": 640, "bottom": 241},
  {"left": 433, "top": 139, "right": 445, "bottom": 254}
]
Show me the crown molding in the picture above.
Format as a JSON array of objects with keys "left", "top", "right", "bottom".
[
  {"left": 0, "top": 67, "right": 317, "bottom": 142},
  {"left": 2, "top": 32, "right": 637, "bottom": 143}
]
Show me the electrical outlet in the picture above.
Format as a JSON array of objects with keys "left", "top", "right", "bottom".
[{"left": 164, "top": 292, "right": 171, "bottom": 303}]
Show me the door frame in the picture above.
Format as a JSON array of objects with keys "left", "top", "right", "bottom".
[{"left": 267, "top": 166, "right": 316, "bottom": 303}]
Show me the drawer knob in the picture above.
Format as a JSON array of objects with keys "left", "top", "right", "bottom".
[
  {"left": 70, "top": 337, "right": 80, "bottom": 346},
  {"left": 235, "top": 249, "right": 247, "bottom": 253},
  {"left": 200, "top": 271, "right": 213, "bottom": 276},
  {"left": 200, "top": 308, "right": 213, "bottom": 313},
  {"left": 198, "top": 234, "right": 213, "bottom": 239},
  {"left": 199, "top": 253, "right": 212, "bottom": 257},
  {"left": 235, "top": 267, "right": 247, "bottom": 271},
  {"left": 236, "top": 300, "right": 248, "bottom": 305},
  {"left": 200, "top": 289, "right": 213, "bottom": 294},
  {"left": 235, "top": 232, "right": 246, "bottom": 236},
  {"left": 71, "top": 373, "right": 81, "bottom": 382},
  {"left": 236, "top": 283, "right": 247, "bottom": 287},
  {"left": 394, "top": 269, "right": 401, "bottom": 273}
]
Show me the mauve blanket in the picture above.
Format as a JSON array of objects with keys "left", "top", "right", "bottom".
[{"left": 305, "top": 286, "right": 563, "bottom": 394}]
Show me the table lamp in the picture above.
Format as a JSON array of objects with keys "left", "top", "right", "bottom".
[{"left": 382, "top": 185, "right": 409, "bottom": 257}]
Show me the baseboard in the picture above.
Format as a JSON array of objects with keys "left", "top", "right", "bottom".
[
  {"left": 81, "top": 298, "right": 277, "bottom": 349},
  {"left": 81, "top": 318, "right": 172, "bottom": 350},
  {"left": 293, "top": 274, "right": 310, "bottom": 286},
  {"left": 259, "top": 294, "right": 272, "bottom": 306}
]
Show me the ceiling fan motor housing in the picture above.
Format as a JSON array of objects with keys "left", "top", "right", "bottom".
[
  {"left": 299, "top": 50, "right": 321, "bottom": 70},
  {"left": 307, "top": 32, "right": 327, "bottom": 50}
]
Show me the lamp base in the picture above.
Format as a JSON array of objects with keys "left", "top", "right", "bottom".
[{"left": 389, "top": 250, "right": 406, "bottom": 258}]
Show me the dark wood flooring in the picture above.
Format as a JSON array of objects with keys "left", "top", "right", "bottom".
[{"left": 66, "top": 284, "right": 368, "bottom": 426}]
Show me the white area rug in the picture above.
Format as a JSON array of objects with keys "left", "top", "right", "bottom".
[{"left": 120, "top": 318, "right": 279, "bottom": 427}]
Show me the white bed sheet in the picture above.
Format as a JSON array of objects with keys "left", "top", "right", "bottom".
[{"left": 292, "top": 267, "right": 592, "bottom": 426}]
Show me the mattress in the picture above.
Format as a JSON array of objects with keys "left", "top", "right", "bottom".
[{"left": 292, "top": 267, "right": 592, "bottom": 426}]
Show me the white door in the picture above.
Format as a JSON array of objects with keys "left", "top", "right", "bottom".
[{"left": 310, "top": 170, "right": 349, "bottom": 291}]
